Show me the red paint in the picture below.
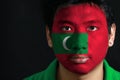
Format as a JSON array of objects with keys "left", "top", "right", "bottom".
[{"left": 52, "top": 3, "right": 108, "bottom": 74}]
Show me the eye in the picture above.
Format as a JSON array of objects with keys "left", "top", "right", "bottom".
[
  {"left": 62, "top": 26, "right": 72, "bottom": 31},
  {"left": 87, "top": 26, "right": 98, "bottom": 31}
]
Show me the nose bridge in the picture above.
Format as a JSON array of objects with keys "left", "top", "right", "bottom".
[
  {"left": 75, "top": 24, "right": 86, "bottom": 33},
  {"left": 73, "top": 33, "right": 87, "bottom": 44}
]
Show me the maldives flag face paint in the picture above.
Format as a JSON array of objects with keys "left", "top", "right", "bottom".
[
  {"left": 52, "top": 33, "right": 88, "bottom": 54},
  {"left": 52, "top": 3, "right": 108, "bottom": 74}
]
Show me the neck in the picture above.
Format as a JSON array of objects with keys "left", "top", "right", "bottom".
[{"left": 57, "top": 61, "right": 104, "bottom": 80}]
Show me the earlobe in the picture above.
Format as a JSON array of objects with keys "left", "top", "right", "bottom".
[
  {"left": 108, "top": 23, "right": 116, "bottom": 47},
  {"left": 46, "top": 26, "right": 53, "bottom": 48}
]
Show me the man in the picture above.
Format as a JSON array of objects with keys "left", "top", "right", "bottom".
[{"left": 24, "top": 0, "right": 120, "bottom": 80}]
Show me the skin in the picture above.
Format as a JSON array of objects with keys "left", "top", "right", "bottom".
[{"left": 46, "top": 3, "right": 116, "bottom": 80}]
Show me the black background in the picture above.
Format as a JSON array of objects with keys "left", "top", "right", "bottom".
[{"left": 2, "top": 0, "right": 120, "bottom": 80}]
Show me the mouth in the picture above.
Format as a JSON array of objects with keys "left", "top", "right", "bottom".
[{"left": 69, "top": 55, "right": 90, "bottom": 64}]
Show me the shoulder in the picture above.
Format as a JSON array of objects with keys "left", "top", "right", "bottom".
[
  {"left": 23, "top": 59, "right": 58, "bottom": 80},
  {"left": 104, "top": 60, "right": 120, "bottom": 80},
  {"left": 23, "top": 70, "right": 46, "bottom": 80},
  {"left": 108, "top": 66, "right": 120, "bottom": 80}
]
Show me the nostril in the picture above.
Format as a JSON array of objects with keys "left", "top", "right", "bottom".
[
  {"left": 73, "top": 47, "right": 80, "bottom": 50},
  {"left": 82, "top": 47, "right": 86, "bottom": 49},
  {"left": 72, "top": 46, "right": 86, "bottom": 50}
]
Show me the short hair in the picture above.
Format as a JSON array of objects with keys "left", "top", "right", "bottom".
[{"left": 42, "top": 0, "right": 115, "bottom": 33}]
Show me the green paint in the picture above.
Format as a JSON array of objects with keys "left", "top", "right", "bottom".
[{"left": 52, "top": 33, "right": 88, "bottom": 54}]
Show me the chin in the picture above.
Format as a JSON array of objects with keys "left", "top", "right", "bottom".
[
  {"left": 65, "top": 65, "right": 93, "bottom": 74},
  {"left": 70, "top": 68, "right": 92, "bottom": 74}
]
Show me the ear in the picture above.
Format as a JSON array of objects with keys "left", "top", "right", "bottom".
[
  {"left": 46, "top": 26, "right": 53, "bottom": 48},
  {"left": 108, "top": 23, "right": 116, "bottom": 47}
]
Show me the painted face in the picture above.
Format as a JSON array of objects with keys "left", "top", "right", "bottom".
[{"left": 52, "top": 3, "right": 108, "bottom": 74}]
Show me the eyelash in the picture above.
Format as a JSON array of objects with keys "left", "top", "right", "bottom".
[
  {"left": 61, "top": 26, "right": 72, "bottom": 31},
  {"left": 60, "top": 25, "right": 99, "bottom": 32},
  {"left": 87, "top": 26, "right": 99, "bottom": 31}
]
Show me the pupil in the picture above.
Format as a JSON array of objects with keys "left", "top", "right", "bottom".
[
  {"left": 65, "top": 26, "right": 70, "bottom": 30},
  {"left": 90, "top": 26, "right": 95, "bottom": 30},
  {"left": 66, "top": 27, "right": 69, "bottom": 30}
]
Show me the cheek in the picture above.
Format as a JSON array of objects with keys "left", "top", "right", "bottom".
[
  {"left": 88, "top": 32, "right": 108, "bottom": 62},
  {"left": 55, "top": 54, "right": 70, "bottom": 66},
  {"left": 55, "top": 54, "right": 68, "bottom": 62}
]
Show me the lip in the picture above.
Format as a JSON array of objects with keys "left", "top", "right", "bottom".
[{"left": 69, "top": 55, "right": 90, "bottom": 64}]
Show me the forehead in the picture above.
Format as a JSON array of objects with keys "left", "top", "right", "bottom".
[{"left": 54, "top": 3, "right": 106, "bottom": 22}]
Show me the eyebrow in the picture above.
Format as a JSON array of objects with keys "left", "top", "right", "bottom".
[
  {"left": 84, "top": 20, "right": 98, "bottom": 23},
  {"left": 83, "top": 20, "right": 102, "bottom": 25},
  {"left": 58, "top": 20, "right": 77, "bottom": 26},
  {"left": 58, "top": 19, "right": 102, "bottom": 25}
]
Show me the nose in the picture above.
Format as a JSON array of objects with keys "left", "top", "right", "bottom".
[
  {"left": 71, "top": 43, "right": 87, "bottom": 54},
  {"left": 68, "top": 33, "right": 88, "bottom": 54},
  {"left": 72, "top": 45, "right": 87, "bottom": 51}
]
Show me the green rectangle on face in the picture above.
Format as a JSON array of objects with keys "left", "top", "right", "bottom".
[{"left": 52, "top": 33, "right": 88, "bottom": 54}]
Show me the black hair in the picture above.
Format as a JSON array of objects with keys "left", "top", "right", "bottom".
[{"left": 42, "top": 0, "right": 115, "bottom": 33}]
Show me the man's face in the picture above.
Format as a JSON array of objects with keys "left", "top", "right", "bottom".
[{"left": 51, "top": 3, "right": 109, "bottom": 74}]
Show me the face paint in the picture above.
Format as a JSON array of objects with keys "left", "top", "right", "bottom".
[
  {"left": 52, "top": 3, "right": 108, "bottom": 74},
  {"left": 52, "top": 33, "right": 88, "bottom": 54}
]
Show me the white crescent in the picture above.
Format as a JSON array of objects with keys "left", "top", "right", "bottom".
[{"left": 63, "top": 36, "right": 71, "bottom": 51}]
